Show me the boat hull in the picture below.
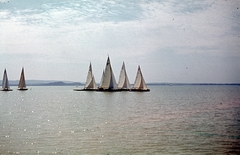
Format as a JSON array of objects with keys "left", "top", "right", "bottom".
[
  {"left": 97, "top": 88, "right": 121, "bottom": 92},
  {"left": 119, "top": 88, "right": 130, "bottom": 91},
  {"left": 18, "top": 88, "right": 28, "bottom": 91},
  {"left": 130, "top": 89, "right": 150, "bottom": 92},
  {"left": 73, "top": 88, "right": 97, "bottom": 91},
  {"left": 1, "top": 88, "right": 13, "bottom": 91}
]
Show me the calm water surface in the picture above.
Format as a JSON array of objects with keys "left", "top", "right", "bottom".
[{"left": 0, "top": 85, "right": 240, "bottom": 155}]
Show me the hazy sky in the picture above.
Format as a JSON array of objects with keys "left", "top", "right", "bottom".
[{"left": 0, "top": 0, "right": 240, "bottom": 83}]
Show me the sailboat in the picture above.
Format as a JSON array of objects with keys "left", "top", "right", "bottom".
[
  {"left": 98, "top": 56, "right": 119, "bottom": 91},
  {"left": 118, "top": 62, "right": 130, "bottom": 91},
  {"left": 1, "top": 69, "right": 12, "bottom": 91},
  {"left": 18, "top": 67, "right": 28, "bottom": 91},
  {"left": 131, "top": 66, "right": 150, "bottom": 91},
  {"left": 74, "top": 63, "right": 97, "bottom": 91}
]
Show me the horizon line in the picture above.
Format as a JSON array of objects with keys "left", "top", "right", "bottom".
[{"left": 2, "top": 80, "right": 240, "bottom": 85}]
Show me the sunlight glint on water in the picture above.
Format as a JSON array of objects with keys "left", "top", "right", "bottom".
[{"left": 0, "top": 85, "right": 240, "bottom": 154}]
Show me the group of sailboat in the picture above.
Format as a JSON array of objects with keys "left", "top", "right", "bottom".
[
  {"left": 2, "top": 57, "right": 149, "bottom": 92},
  {"left": 1, "top": 68, "right": 28, "bottom": 91},
  {"left": 74, "top": 56, "right": 150, "bottom": 92}
]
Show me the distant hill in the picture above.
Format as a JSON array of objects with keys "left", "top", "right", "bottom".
[
  {"left": 0, "top": 80, "right": 83, "bottom": 86},
  {"left": 39, "top": 81, "right": 83, "bottom": 86}
]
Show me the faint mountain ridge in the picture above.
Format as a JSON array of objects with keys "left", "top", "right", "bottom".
[
  {"left": 0, "top": 80, "right": 83, "bottom": 86},
  {"left": 39, "top": 81, "right": 83, "bottom": 86}
]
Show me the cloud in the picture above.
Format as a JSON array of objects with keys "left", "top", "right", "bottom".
[
  {"left": 0, "top": 0, "right": 239, "bottom": 82},
  {"left": 139, "top": 0, "right": 240, "bottom": 55},
  {"left": 0, "top": 0, "right": 143, "bottom": 24},
  {"left": 1, "top": 0, "right": 239, "bottom": 58},
  {"left": 0, "top": 0, "right": 8, "bottom": 3}
]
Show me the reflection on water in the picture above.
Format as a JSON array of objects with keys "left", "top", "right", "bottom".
[{"left": 0, "top": 86, "right": 240, "bottom": 154}]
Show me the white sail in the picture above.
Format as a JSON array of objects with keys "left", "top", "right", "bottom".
[
  {"left": 2, "top": 69, "right": 10, "bottom": 89},
  {"left": 118, "top": 62, "right": 130, "bottom": 89},
  {"left": 132, "top": 66, "right": 148, "bottom": 90},
  {"left": 91, "top": 76, "right": 97, "bottom": 89},
  {"left": 99, "top": 56, "right": 118, "bottom": 89},
  {"left": 2, "top": 69, "right": 12, "bottom": 91},
  {"left": 84, "top": 63, "right": 97, "bottom": 89},
  {"left": 18, "top": 67, "right": 27, "bottom": 89},
  {"left": 99, "top": 69, "right": 105, "bottom": 88}
]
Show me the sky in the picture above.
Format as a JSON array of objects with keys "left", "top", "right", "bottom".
[{"left": 0, "top": 0, "right": 240, "bottom": 83}]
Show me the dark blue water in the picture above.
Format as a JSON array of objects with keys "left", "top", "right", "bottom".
[{"left": 0, "top": 85, "right": 240, "bottom": 154}]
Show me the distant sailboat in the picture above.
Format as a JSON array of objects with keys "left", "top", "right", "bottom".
[
  {"left": 84, "top": 63, "right": 97, "bottom": 90},
  {"left": 1, "top": 69, "right": 12, "bottom": 91},
  {"left": 118, "top": 62, "right": 130, "bottom": 91},
  {"left": 131, "top": 66, "right": 150, "bottom": 91},
  {"left": 74, "top": 63, "right": 97, "bottom": 91},
  {"left": 18, "top": 67, "right": 28, "bottom": 91},
  {"left": 98, "top": 56, "right": 119, "bottom": 91}
]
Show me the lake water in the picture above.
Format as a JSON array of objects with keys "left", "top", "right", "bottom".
[{"left": 0, "top": 85, "right": 240, "bottom": 155}]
